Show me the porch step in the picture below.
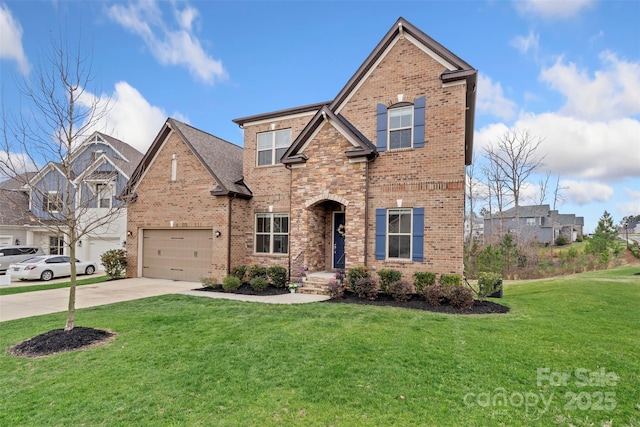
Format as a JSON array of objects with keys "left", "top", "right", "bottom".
[{"left": 296, "top": 272, "right": 336, "bottom": 296}]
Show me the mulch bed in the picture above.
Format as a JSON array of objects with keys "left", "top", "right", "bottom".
[
  {"left": 6, "top": 327, "right": 115, "bottom": 358},
  {"left": 326, "top": 291, "right": 510, "bottom": 315},
  {"left": 192, "top": 283, "right": 290, "bottom": 296}
]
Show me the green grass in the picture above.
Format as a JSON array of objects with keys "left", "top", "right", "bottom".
[
  {"left": 1, "top": 267, "right": 639, "bottom": 426},
  {"left": 0, "top": 275, "right": 110, "bottom": 296}
]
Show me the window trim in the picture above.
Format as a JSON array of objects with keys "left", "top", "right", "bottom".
[
  {"left": 254, "top": 213, "right": 290, "bottom": 255},
  {"left": 256, "top": 129, "right": 291, "bottom": 167},
  {"left": 49, "top": 236, "right": 65, "bottom": 255},
  {"left": 45, "top": 191, "right": 62, "bottom": 213},
  {"left": 96, "top": 183, "right": 112, "bottom": 209},
  {"left": 386, "top": 208, "right": 413, "bottom": 260},
  {"left": 387, "top": 106, "right": 414, "bottom": 150}
]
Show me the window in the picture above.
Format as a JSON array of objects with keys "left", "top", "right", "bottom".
[
  {"left": 50, "top": 236, "right": 64, "bottom": 255},
  {"left": 375, "top": 208, "right": 424, "bottom": 262},
  {"left": 388, "top": 107, "right": 413, "bottom": 150},
  {"left": 526, "top": 218, "right": 536, "bottom": 226},
  {"left": 376, "top": 96, "right": 425, "bottom": 152},
  {"left": 44, "top": 192, "right": 62, "bottom": 213},
  {"left": 387, "top": 209, "right": 412, "bottom": 259},
  {"left": 171, "top": 154, "right": 177, "bottom": 181},
  {"left": 96, "top": 184, "right": 112, "bottom": 208},
  {"left": 255, "top": 213, "right": 289, "bottom": 254},
  {"left": 257, "top": 129, "right": 291, "bottom": 166}
]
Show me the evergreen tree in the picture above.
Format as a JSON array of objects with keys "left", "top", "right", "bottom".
[{"left": 587, "top": 211, "right": 618, "bottom": 255}]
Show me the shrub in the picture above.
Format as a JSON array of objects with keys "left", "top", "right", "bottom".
[
  {"left": 413, "top": 271, "right": 436, "bottom": 294},
  {"left": 439, "top": 273, "right": 462, "bottom": 287},
  {"left": 377, "top": 269, "right": 402, "bottom": 293},
  {"left": 249, "top": 276, "right": 269, "bottom": 292},
  {"left": 387, "top": 280, "right": 414, "bottom": 302},
  {"left": 347, "top": 265, "right": 370, "bottom": 291},
  {"left": 247, "top": 264, "right": 267, "bottom": 280},
  {"left": 267, "top": 265, "right": 288, "bottom": 288},
  {"left": 222, "top": 275, "right": 241, "bottom": 292},
  {"left": 200, "top": 277, "right": 217, "bottom": 288},
  {"left": 327, "top": 280, "right": 346, "bottom": 300},
  {"left": 576, "top": 234, "right": 584, "bottom": 242},
  {"left": 477, "top": 272, "right": 502, "bottom": 300},
  {"left": 555, "top": 235, "right": 569, "bottom": 246},
  {"left": 100, "top": 249, "right": 127, "bottom": 279},
  {"left": 423, "top": 284, "right": 445, "bottom": 306},
  {"left": 448, "top": 285, "right": 474, "bottom": 310},
  {"left": 630, "top": 243, "right": 640, "bottom": 259},
  {"left": 231, "top": 265, "right": 247, "bottom": 282},
  {"left": 353, "top": 277, "right": 379, "bottom": 301}
]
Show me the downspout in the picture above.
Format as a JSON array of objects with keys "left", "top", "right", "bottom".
[
  {"left": 287, "top": 163, "right": 293, "bottom": 279},
  {"left": 227, "top": 193, "right": 236, "bottom": 275},
  {"left": 363, "top": 158, "right": 371, "bottom": 267}
]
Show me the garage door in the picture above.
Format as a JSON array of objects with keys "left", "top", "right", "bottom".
[
  {"left": 88, "top": 238, "right": 122, "bottom": 270},
  {"left": 142, "top": 229, "right": 212, "bottom": 282}
]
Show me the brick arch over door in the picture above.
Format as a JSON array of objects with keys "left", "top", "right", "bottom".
[{"left": 305, "top": 192, "right": 350, "bottom": 209}]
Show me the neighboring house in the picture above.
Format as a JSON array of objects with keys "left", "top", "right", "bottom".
[
  {"left": 464, "top": 213, "right": 484, "bottom": 244},
  {"left": 123, "top": 17, "right": 477, "bottom": 283},
  {"left": 0, "top": 132, "right": 143, "bottom": 269},
  {"left": 483, "top": 204, "right": 584, "bottom": 245}
]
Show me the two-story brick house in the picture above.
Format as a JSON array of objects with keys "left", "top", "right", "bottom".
[{"left": 124, "top": 17, "right": 476, "bottom": 284}]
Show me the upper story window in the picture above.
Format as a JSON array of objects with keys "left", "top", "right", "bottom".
[
  {"left": 388, "top": 107, "right": 413, "bottom": 150},
  {"left": 257, "top": 129, "right": 291, "bottom": 166},
  {"left": 376, "top": 96, "right": 425, "bottom": 152},
  {"left": 96, "top": 183, "right": 112, "bottom": 208},
  {"left": 526, "top": 218, "right": 536, "bottom": 226},
  {"left": 44, "top": 191, "right": 62, "bottom": 213}
]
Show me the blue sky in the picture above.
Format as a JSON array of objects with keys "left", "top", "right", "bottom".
[{"left": 1, "top": 0, "right": 638, "bottom": 232}]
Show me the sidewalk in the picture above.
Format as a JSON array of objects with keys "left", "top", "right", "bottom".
[{"left": 0, "top": 278, "right": 329, "bottom": 322}]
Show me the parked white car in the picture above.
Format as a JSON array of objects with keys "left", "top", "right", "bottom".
[{"left": 8, "top": 255, "right": 96, "bottom": 281}]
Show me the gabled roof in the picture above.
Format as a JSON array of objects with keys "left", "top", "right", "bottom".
[
  {"left": 492, "top": 205, "right": 552, "bottom": 219},
  {"left": 122, "top": 118, "right": 251, "bottom": 200},
  {"left": 281, "top": 106, "right": 377, "bottom": 164},
  {"left": 0, "top": 173, "right": 35, "bottom": 225},
  {"left": 70, "top": 132, "right": 144, "bottom": 176}
]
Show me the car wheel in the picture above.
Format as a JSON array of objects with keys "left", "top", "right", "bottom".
[
  {"left": 41, "top": 270, "right": 54, "bottom": 281},
  {"left": 85, "top": 265, "right": 95, "bottom": 275}
]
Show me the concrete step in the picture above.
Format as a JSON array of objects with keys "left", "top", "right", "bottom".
[{"left": 295, "top": 273, "right": 337, "bottom": 296}]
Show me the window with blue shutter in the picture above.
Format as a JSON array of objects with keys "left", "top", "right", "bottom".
[
  {"left": 378, "top": 96, "right": 425, "bottom": 151},
  {"left": 374, "top": 207, "right": 424, "bottom": 262}
]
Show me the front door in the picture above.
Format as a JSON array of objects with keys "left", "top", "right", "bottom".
[{"left": 333, "top": 212, "right": 345, "bottom": 269}]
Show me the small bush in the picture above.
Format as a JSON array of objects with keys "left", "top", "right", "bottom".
[
  {"left": 555, "top": 235, "right": 569, "bottom": 246},
  {"left": 448, "top": 285, "right": 474, "bottom": 310},
  {"left": 387, "top": 280, "right": 414, "bottom": 302},
  {"left": 423, "top": 284, "right": 445, "bottom": 306},
  {"left": 249, "top": 276, "right": 269, "bottom": 292},
  {"left": 630, "top": 243, "right": 640, "bottom": 259},
  {"left": 267, "top": 265, "right": 288, "bottom": 288},
  {"left": 575, "top": 234, "right": 584, "bottom": 242},
  {"left": 247, "top": 264, "right": 267, "bottom": 280},
  {"left": 200, "top": 277, "right": 217, "bottom": 288},
  {"left": 231, "top": 265, "right": 247, "bottom": 282},
  {"left": 100, "top": 249, "right": 127, "bottom": 279},
  {"left": 222, "top": 275, "right": 241, "bottom": 292},
  {"left": 413, "top": 271, "right": 436, "bottom": 294},
  {"left": 347, "top": 265, "right": 370, "bottom": 291},
  {"left": 353, "top": 277, "right": 379, "bottom": 301},
  {"left": 439, "top": 273, "right": 462, "bottom": 287},
  {"left": 477, "top": 272, "right": 502, "bottom": 300},
  {"left": 377, "top": 269, "right": 402, "bottom": 293},
  {"left": 327, "top": 280, "right": 346, "bottom": 300}
]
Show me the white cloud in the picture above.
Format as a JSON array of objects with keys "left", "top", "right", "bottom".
[
  {"left": 78, "top": 81, "right": 186, "bottom": 153},
  {"left": 476, "top": 74, "right": 517, "bottom": 120},
  {"left": 0, "top": 151, "right": 38, "bottom": 178},
  {"left": 540, "top": 52, "right": 640, "bottom": 120},
  {"left": 0, "top": 3, "right": 30, "bottom": 75},
  {"left": 107, "top": 0, "right": 226, "bottom": 85},
  {"left": 617, "top": 188, "right": 640, "bottom": 216},
  {"left": 560, "top": 179, "right": 613, "bottom": 205},
  {"left": 516, "top": 0, "right": 594, "bottom": 18},
  {"left": 511, "top": 30, "right": 539, "bottom": 55}
]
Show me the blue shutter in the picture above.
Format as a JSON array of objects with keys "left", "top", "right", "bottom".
[
  {"left": 412, "top": 207, "right": 424, "bottom": 262},
  {"left": 413, "top": 96, "right": 425, "bottom": 148},
  {"left": 375, "top": 208, "right": 386, "bottom": 260},
  {"left": 376, "top": 104, "right": 387, "bottom": 152}
]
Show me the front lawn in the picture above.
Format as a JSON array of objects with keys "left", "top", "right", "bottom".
[{"left": 1, "top": 266, "right": 638, "bottom": 426}]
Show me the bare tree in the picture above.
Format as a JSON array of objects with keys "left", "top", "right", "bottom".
[
  {"left": 0, "top": 34, "right": 119, "bottom": 331},
  {"left": 552, "top": 175, "right": 567, "bottom": 211},
  {"left": 484, "top": 129, "right": 546, "bottom": 242},
  {"left": 482, "top": 158, "right": 509, "bottom": 243},
  {"left": 465, "top": 154, "right": 481, "bottom": 251},
  {"left": 536, "top": 171, "right": 551, "bottom": 205}
]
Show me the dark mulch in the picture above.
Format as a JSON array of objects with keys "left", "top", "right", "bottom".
[
  {"left": 326, "top": 291, "right": 510, "bottom": 315},
  {"left": 7, "top": 327, "right": 115, "bottom": 358},
  {"left": 192, "top": 283, "right": 289, "bottom": 296}
]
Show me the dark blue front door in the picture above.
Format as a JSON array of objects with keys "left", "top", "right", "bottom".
[{"left": 333, "top": 212, "right": 345, "bottom": 269}]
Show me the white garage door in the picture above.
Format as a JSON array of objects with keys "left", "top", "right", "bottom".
[
  {"left": 142, "top": 229, "right": 212, "bottom": 282},
  {"left": 88, "top": 238, "right": 122, "bottom": 270}
]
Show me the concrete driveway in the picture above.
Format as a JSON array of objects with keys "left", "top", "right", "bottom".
[{"left": 0, "top": 278, "right": 329, "bottom": 322}]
